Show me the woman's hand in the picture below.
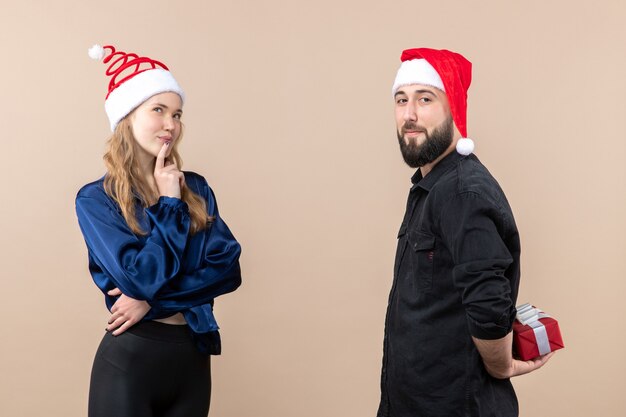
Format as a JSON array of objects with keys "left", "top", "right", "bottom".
[
  {"left": 154, "top": 142, "right": 185, "bottom": 199},
  {"left": 106, "top": 288, "right": 151, "bottom": 336}
]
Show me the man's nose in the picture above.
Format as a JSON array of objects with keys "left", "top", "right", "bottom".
[{"left": 403, "top": 104, "right": 417, "bottom": 122}]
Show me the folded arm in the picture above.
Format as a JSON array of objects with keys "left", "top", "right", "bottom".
[{"left": 76, "top": 193, "right": 191, "bottom": 302}]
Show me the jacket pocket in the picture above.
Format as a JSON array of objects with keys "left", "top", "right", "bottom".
[{"left": 408, "top": 230, "right": 435, "bottom": 291}]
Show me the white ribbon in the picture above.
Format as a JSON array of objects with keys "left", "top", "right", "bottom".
[{"left": 516, "top": 303, "right": 552, "bottom": 356}]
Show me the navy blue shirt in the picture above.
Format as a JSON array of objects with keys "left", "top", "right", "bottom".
[
  {"left": 378, "top": 152, "right": 520, "bottom": 417},
  {"left": 76, "top": 172, "right": 241, "bottom": 354}
]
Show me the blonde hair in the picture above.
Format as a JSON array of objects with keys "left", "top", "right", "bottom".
[{"left": 103, "top": 117, "right": 211, "bottom": 235}]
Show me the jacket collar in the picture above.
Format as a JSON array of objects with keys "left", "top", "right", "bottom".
[{"left": 411, "top": 151, "right": 468, "bottom": 192}]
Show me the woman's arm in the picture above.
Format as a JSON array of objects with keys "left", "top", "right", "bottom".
[
  {"left": 105, "top": 288, "right": 151, "bottom": 336},
  {"left": 76, "top": 191, "right": 191, "bottom": 302},
  {"left": 149, "top": 179, "right": 242, "bottom": 309}
]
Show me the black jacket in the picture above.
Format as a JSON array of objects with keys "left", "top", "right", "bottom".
[{"left": 378, "top": 152, "right": 520, "bottom": 417}]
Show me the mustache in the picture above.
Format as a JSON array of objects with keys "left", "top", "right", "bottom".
[{"left": 401, "top": 123, "right": 427, "bottom": 135}]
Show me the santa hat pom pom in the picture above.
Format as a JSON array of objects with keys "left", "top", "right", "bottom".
[
  {"left": 456, "top": 138, "right": 474, "bottom": 155},
  {"left": 88, "top": 44, "right": 105, "bottom": 61}
]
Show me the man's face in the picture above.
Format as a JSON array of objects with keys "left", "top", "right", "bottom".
[{"left": 394, "top": 84, "right": 455, "bottom": 168}]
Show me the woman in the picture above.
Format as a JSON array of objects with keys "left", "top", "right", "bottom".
[{"left": 76, "top": 44, "right": 242, "bottom": 417}]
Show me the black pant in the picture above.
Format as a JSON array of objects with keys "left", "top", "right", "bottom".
[{"left": 89, "top": 321, "right": 211, "bottom": 417}]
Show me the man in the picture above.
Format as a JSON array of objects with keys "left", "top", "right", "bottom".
[{"left": 377, "top": 48, "right": 553, "bottom": 417}]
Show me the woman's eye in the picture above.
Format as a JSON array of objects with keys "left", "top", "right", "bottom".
[
  {"left": 173, "top": 113, "right": 182, "bottom": 120},
  {"left": 153, "top": 107, "right": 162, "bottom": 113}
]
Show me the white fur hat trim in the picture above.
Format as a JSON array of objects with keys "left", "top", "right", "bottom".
[
  {"left": 392, "top": 59, "right": 445, "bottom": 96},
  {"left": 104, "top": 68, "right": 185, "bottom": 131}
]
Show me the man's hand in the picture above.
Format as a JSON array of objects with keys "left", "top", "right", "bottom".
[
  {"left": 505, "top": 352, "right": 554, "bottom": 378},
  {"left": 106, "top": 288, "right": 151, "bottom": 336},
  {"left": 473, "top": 332, "right": 555, "bottom": 379}
]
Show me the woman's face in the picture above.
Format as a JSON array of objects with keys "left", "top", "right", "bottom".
[{"left": 130, "top": 92, "right": 183, "bottom": 163}]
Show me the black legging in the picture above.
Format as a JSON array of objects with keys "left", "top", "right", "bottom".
[{"left": 89, "top": 321, "right": 211, "bottom": 417}]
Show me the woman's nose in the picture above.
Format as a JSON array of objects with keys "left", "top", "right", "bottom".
[{"left": 163, "top": 116, "right": 175, "bottom": 131}]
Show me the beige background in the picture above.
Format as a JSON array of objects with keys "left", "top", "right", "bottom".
[{"left": 1, "top": 0, "right": 625, "bottom": 416}]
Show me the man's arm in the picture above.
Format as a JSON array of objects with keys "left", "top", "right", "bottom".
[
  {"left": 472, "top": 332, "right": 554, "bottom": 379},
  {"left": 439, "top": 189, "right": 555, "bottom": 378}
]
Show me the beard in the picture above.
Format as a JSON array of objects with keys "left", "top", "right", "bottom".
[{"left": 397, "top": 116, "right": 454, "bottom": 168}]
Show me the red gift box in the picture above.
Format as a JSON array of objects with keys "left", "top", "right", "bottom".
[{"left": 512, "top": 304, "right": 564, "bottom": 361}]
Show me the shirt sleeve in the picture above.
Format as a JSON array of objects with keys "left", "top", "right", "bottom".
[
  {"left": 75, "top": 193, "right": 191, "bottom": 302},
  {"left": 151, "top": 179, "right": 242, "bottom": 310},
  {"left": 439, "top": 191, "right": 517, "bottom": 340}
]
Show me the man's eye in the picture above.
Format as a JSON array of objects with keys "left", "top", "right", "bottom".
[
  {"left": 396, "top": 98, "right": 407, "bottom": 104},
  {"left": 419, "top": 97, "right": 431, "bottom": 103}
]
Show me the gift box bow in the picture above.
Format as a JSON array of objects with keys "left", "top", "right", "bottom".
[{"left": 514, "top": 303, "right": 564, "bottom": 358}]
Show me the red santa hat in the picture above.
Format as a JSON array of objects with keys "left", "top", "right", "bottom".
[
  {"left": 392, "top": 48, "right": 474, "bottom": 155},
  {"left": 88, "top": 44, "right": 185, "bottom": 131}
]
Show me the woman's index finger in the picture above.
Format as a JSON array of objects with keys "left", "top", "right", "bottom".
[{"left": 155, "top": 142, "right": 169, "bottom": 170}]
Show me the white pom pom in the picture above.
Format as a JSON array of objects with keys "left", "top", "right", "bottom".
[
  {"left": 456, "top": 137, "right": 474, "bottom": 155},
  {"left": 88, "top": 44, "right": 105, "bottom": 61}
]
